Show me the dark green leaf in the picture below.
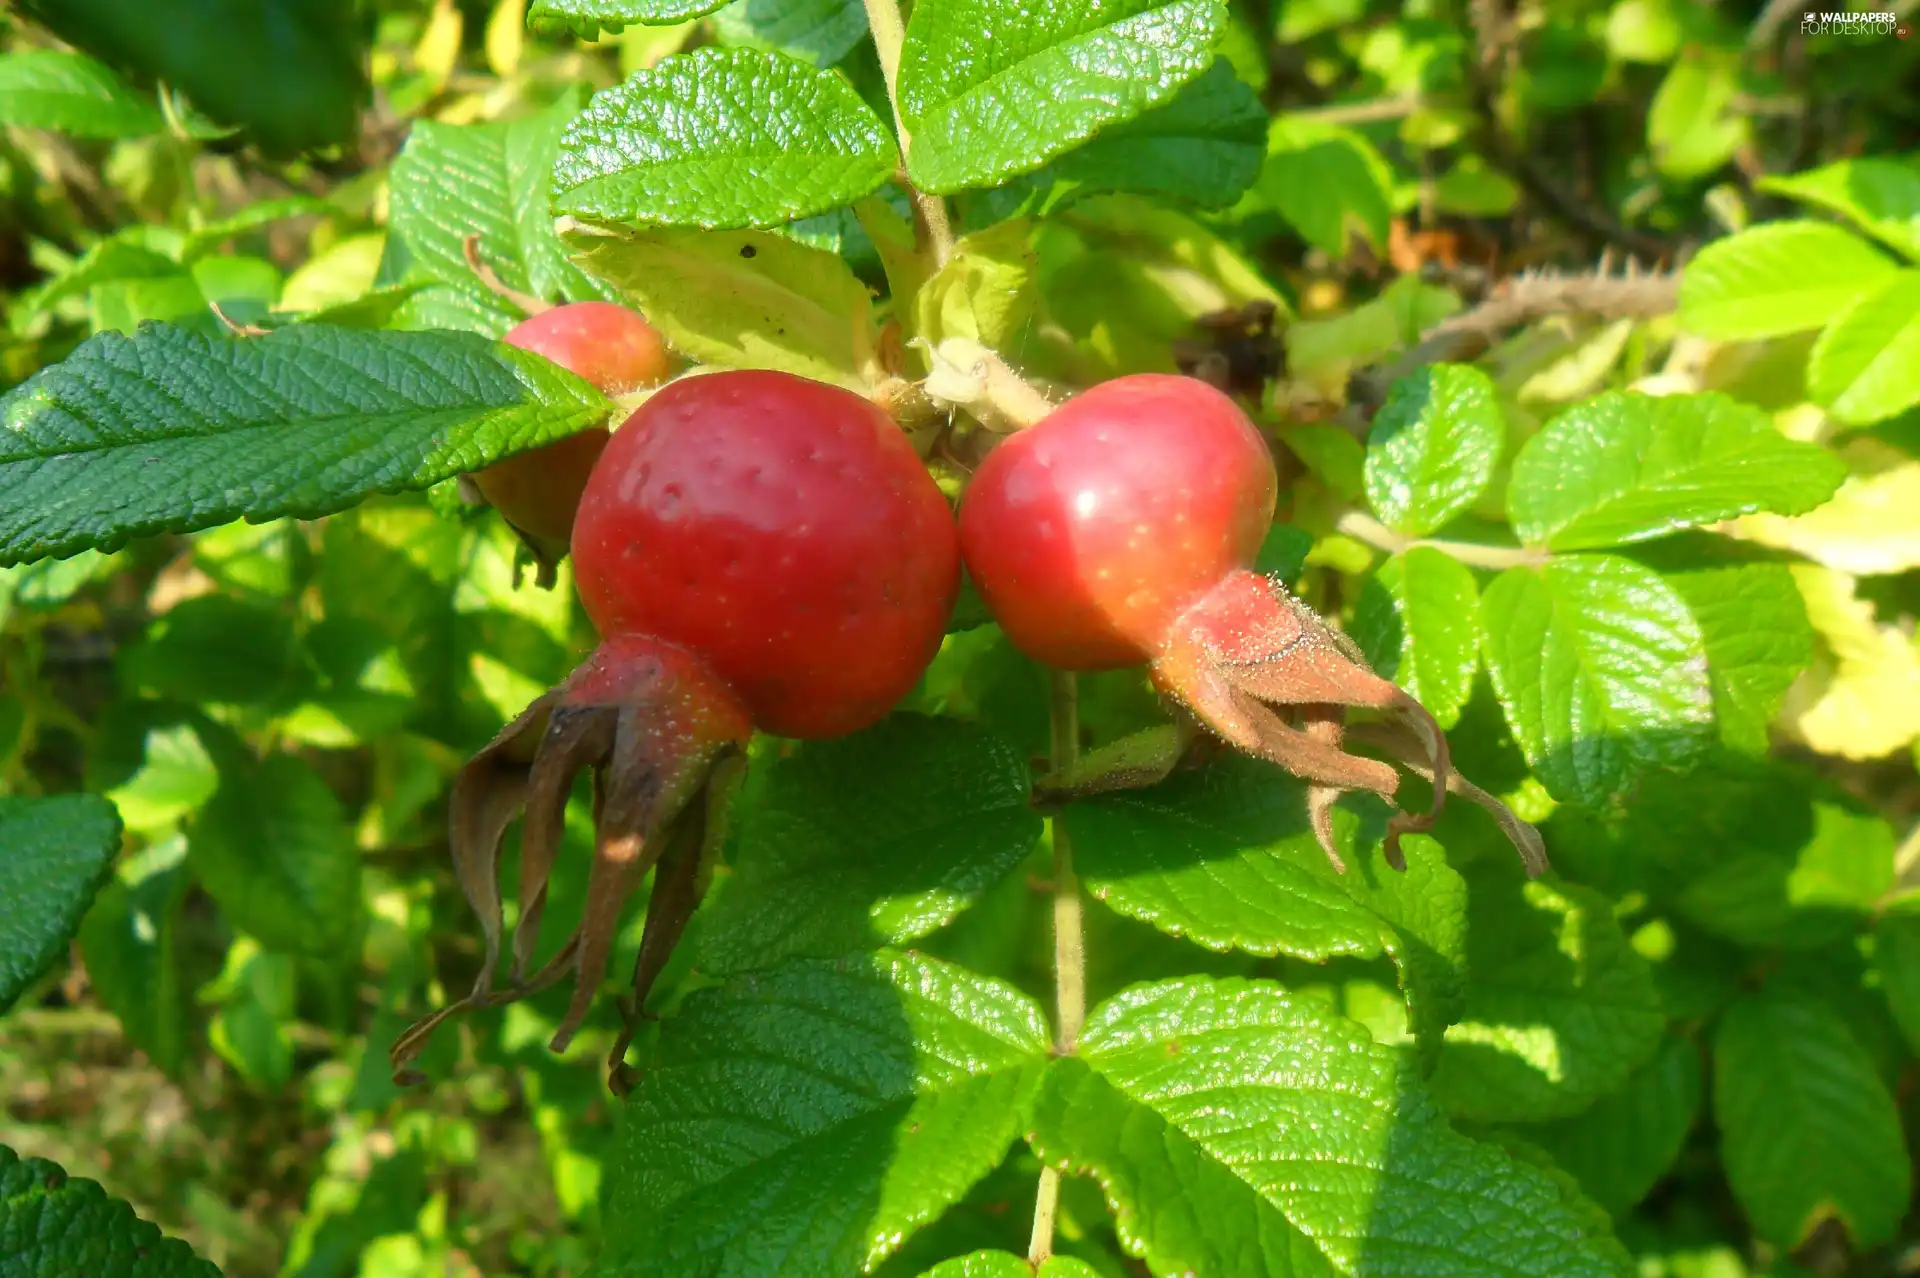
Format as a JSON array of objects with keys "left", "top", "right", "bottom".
[
  {"left": 0, "top": 1144, "right": 220, "bottom": 1276},
  {"left": 1507, "top": 392, "right": 1847, "bottom": 551},
  {"left": 1350, "top": 546, "right": 1481, "bottom": 729},
  {"left": 1028, "top": 977, "right": 1634, "bottom": 1277},
  {"left": 1364, "top": 364, "right": 1505, "bottom": 536},
  {"left": 1527, "top": 1035, "right": 1703, "bottom": 1216},
  {"left": 1480, "top": 555, "right": 1714, "bottom": 808},
  {"left": 897, "top": 0, "right": 1226, "bottom": 194},
  {"left": 0, "top": 794, "right": 122, "bottom": 1015},
  {"left": 188, "top": 754, "right": 361, "bottom": 960},
  {"left": 694, "top": 715, "right": 1042, "bottom": 975},
  {"left": 598, "top": 952, "right": 1049, "bottom": 1274},
  {"left": 387, "top": 92, "right": 611, "bottom": 337},
  {"left": 1064, "top": 756, "right": 1467, "bottom": 1063},
  {"left": 0, "top": 323, "right": 611, "bottom": 567},
  {"left": 17, "top": 0, "right": 365, "bottom": 152},
  {"left": 1429, "top": 868, "right": 1665, "bottom": 1123},
  {"left": 1714, "top": 988, "right": 1911, "bottom": 1249},
  {"left": 554, "top": 48, "right": 897, "bottom": 230},
  {"left": 0, "top": 50, "right": 161, "bottom": 138}
]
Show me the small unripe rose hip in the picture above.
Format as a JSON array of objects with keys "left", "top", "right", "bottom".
[{"left": 472, "top": 301, "right": 673, "bottom": 544}]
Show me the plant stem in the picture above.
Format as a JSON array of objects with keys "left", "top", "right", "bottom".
[
  {"left": 1030, "top": 669, "right": 1086, "bottom": 1264},
  {"left": 859, "top": 0, "right": 956, "bottom": 267},
  {"left": 1334, "top": 509, "right": 1549, "bottom": 571}
]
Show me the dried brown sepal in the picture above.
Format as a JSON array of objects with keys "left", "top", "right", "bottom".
[
  {"left": 390, "top": 635, "right": 753, "bottom": 1088},
  {"left": 1346, "top": 720, "right": 1548, "bottom": 877},
  {"left": 1153, "top": 569, "right": 1542, "bottom": 877}
]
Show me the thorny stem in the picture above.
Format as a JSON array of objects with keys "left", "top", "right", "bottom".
[
  {"left": 1030, "top": 670, "right": 1086, "bottom": 1264},
  {"left": 860, "top": 0, "right": 956, "bottom": 267},
  {"left": 1335, "top": 509, "right": 1549, "bottom": 570}
]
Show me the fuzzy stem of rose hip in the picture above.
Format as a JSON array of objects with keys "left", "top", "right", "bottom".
[{"left": 1029, "top": 669, "right": 1085, "bottom": 1265}]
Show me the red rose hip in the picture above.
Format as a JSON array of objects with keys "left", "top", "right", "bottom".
[
  {"left": 959, "top": 373, "right": 1544, "bottom": 878},
  {"left": 959, "top": 374, "right": 1277, "bottom": 670},
  {"left": 396, "top": 368, "right": 961, "bottom": 1089},
  {"left": 573, "top": 369, "right": 961, "bottom": 739}
]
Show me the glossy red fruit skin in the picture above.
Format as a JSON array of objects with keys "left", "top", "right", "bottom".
[
  {"left": 958, "top": 374, "right": 1277, "bottom": 671},
  {"left": 474, "top": 302, "right": 674, "bottom": 543},
  {"left": 571, "top": 370, "right": 961, "bottom": 740}
]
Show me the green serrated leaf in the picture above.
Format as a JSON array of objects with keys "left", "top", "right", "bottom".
[
  {"left": 1676, "top": 221, "right": 1898, "bottom": 341},
  {"left": 1259, "top": 117, "right": 1395, "bottom": 256},
  {"left": 1507, "top": 392, "right": 1846, "bottom": 551},
  {"left": 1657, "top": 558, "right": 1812, "bottom": 754},
  {"left": 1714, "top": 988, "right": 1911, "bottom": 1249},
  {"left": 78, "top": 838, "right": 191, "bottom": 1077},
  {"left": 529, "top": 0, "right": 730, "bottom": 38},
  {"left": 713, "top": 0, "right": 869, "bottom": 66},
  {"left": 569, "top": 225, "right": 875, "bottom": 388},
  {"left": 1806, "top": 269, "right": 1920, "bottom": 426},
  {"left": 694, "top": 716, "right": 1042, "bottom": 975},
  {"left": 1028, "top": 977, "right": 1634, "bottom": 1277},
  {"left": 1350, "top": 546, "right": 1481, "bottom": 730},
  {"left": 554, "top": 47, "right": 897, "bottom": 230},
  {"left": 0, "top": 794, "right": 122, "bottom": 1015},
  {"left": 1065, "top": 757, "right": 1466, "bottom": 1063},
  {"left": 387, "top": 92, "right": 611, "bottom": 336},
  {"left": 0, "top": 50, "right": 162, "bottom": 138},
  {"left": 1480, "top": 555, "right": 1714, "bottom": 809},
  {"left": 974, "top": 61, "right": 1266, "bottom": 217},
  {"left": 0, "top": 323, "right": 610, "bottom": 567},
  {"left": 1646, "top": 51, "right": 1745, "bottom": 181},
  {"left": 1429, "top": 868, "right": 1666, "bottom": 1123},
  {"left": 0, "top": 1144, "right": 221, "bottom": 1275},
  {"left": 1364, "top": 363, "right": 1505, "bottom": 536},
  {"left": 897, "top": 0, "right": 1225, "bottom": 194},
  {"left": 1527, "top": 1034, "right": 1703, "bottom": 1216},
  {"left": 13, "top": 233, "right": 181, "bottom": 321},
  {"left": 919, "top": 1254, "right": 1100, "bottom": 1278},
  {"left": 16, "top": 0, "right": 365, "bottom": 153},
  {"left": 187, "top": 753, "right": 361, "bottom": 960},
  {"left": 1757, "top": 157, "right": 1920, "bottom": 262},
  {"left": 599, "top": 951, "right": 1049, "bottom": 1274}
]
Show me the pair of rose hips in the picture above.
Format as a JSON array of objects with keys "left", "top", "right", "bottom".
[{"left": 393, "top": 301, "right": 1541, "bottom": 1085}]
